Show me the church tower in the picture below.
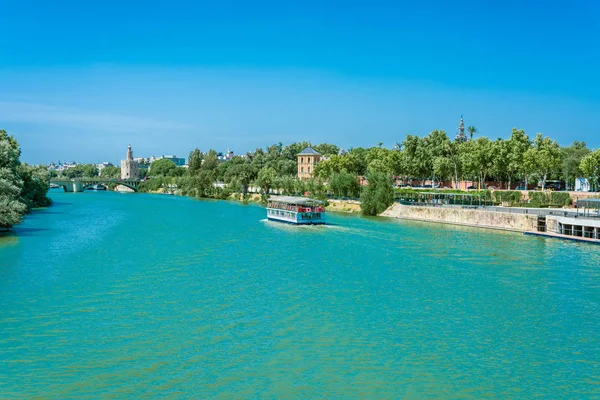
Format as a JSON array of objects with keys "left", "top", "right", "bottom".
[
  {"left": 121, "top": 144, "right": 139, "bottom": 179},
  {"left": 455, "top": 115, "right": 467, "bottom": 142}
]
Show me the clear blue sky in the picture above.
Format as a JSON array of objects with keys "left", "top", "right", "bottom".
[{"left": 1, "top": 0, "right": 599, "bottom": 164}]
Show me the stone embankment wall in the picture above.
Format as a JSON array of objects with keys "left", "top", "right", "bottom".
[{"left": 381, "top": 203, "right": 538, "bottom": 232}]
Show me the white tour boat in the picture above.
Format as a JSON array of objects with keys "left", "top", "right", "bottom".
[{"left": 266, "top": 196, "right": 326, "bottom": 225}]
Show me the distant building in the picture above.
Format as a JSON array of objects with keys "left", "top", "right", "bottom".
[
  {"left": 137, "top": 155, "right": 185, "bottom": 167},
  {"left": 133, "top": 157, "right": 150, "bottom": 169},
  {"left": 157, "top": 155, "right": 186, "bottom": 166},
  {"left": 297, "top": 144, "right": 321, "bottom": 180},
  {"left": 455, "top": 115, "right": 467, "bottom": 142},
  {"left": 217, "top": 149, "right": 235, "bottom": 162},
  {"left": 48, "top": 161, "right": 79, "bottom": 172},
  {"left": 121, "top": 145, "right": 139, "bottom": 179}
]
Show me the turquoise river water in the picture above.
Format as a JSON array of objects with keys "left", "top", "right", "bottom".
[{"left": 0, "top": 190, "right": 599, "bottom": 398}]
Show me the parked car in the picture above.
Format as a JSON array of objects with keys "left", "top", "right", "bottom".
[
  {"left": 487, "top": 186, "right": 498, "bottom": 190},
  {"left": 515, "top": 186, "right": 527, "bottom": 190},
  {"left": 466, "top": 185, "right": 476, "bottom": 189}
]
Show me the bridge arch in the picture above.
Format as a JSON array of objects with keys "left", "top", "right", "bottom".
[{"left": 50, "top": 178, "right": 139, "bottom": 192}]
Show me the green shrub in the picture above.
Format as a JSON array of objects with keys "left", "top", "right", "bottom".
[
  {"left": 213, "top": 187, "right": 232, "bottom": 200},
  {"left": 493, "top": 190, "right": 523, "bottom": 205},
  {"left": 361, "top": 172, "right": 394, "bottom": 216},
  {"left": 527, "top": 191, "right": 572, "bottom": 207},
  {"left": 550, "top": 192, "right": 572, "bottom": 206},
  {"left": 529, "top": 191, "right": 550, "bottom": 207}
]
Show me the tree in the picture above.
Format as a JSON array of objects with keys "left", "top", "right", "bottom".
[
  {"left": 467, "top": 126, "right": 478, "bottom": 141},
  {"left": 18, "top": 164, "right": 51, "bottom": 210},
  {"left": 224, "top": 163, "right": 257, "bottom": 195},
  {"left": 62, "top": 164, "right": 98, "bottom": 179},
  {"left": 0, "top": 130, "right": 49, "bottom": 230},
  {"left": 277, "top": 175, "right": 297, "bottom": 195},
  {"left": 423, "top": 130, "right": 451, "bottom": 186},
  {"left": 256, "top": 166, "right": 277, "bottom": 194},
  {"left": 329, "top": 172, "right": 360, "bottom": 198},
  {"left": 306, "top": 177, "right": 327, "bottom": 199},
  {"left": 0, "top": 130, "right": 21, "bottom": 169},
  {"left": 0, "top": 167, "right": 25, "bottom": 230},
  {"left": 188, "top": 149, "right": 203, "bottom": 174},
  {"left": 0, "top": 131, "right": 25, "bottom": 230},
  {"left": 314, "top": 143, "right": 339, "bottom": 157},
  {"left": 562, "top": 141, "right": 590, "bottom": 190},
  {"left": 580, "top": 150, "right": 600, "bottom": 191},
  {"left": 150, "top": 158, "right": 176, "bottom": 177},
  {"left": 385, "top": 150, "right": 407, "bottom": 178},
  {"left": 0, "top": 198, "right": 26, "bottom": 230},
  {"left": 313, "top": 154, "right": 360, "bottom": 178},
  {"left": 506, "top": 128, "right": 531, "bottom": 189},
  {"left": 445, "top": 140, "right": 463, "bottom": 188},
  {"left": 360, "top": 172, "right": 394, "bottom": 216},
  {"left": 166, "top": 166, "right": 185, "bottom": 178},
  {"left": 202, "top": 149, "right": 219, "bottom": 171},
  {"left": 491, "top": 139, "right": 509, "bottom": 188},
  {"left": 524, "top": 133, "right": 562, "bottom": 190},
  {"left": 461, "top": 137, "right": 494, "bottom": 188},
  {"left": 282, "top": 141, "right": 309, "bottom": 160},
  {"left": 402, "top": 135, "right": 429, "bottom": 183},
  {"left": 365, "top": 146, "right": 393, "bottom": 175},
  {"left": 294, "top": 178, "right": 307, "bottom": 196},
  {"left": 100, "top": 166, "right": 120, "bottom": 179}
]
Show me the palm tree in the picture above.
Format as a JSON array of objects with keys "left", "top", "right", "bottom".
[{"left": 467, "top": 126, "right": 478, "bottom": 140}]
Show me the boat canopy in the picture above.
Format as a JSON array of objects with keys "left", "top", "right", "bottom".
[{"left": 268, "top": 195, "right": 324, "bottom": 206}]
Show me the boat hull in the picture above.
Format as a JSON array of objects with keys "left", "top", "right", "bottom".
[
  {"left": 266, "top": 208, "right": 326, "bottom": 225},
  {"left": 267, "top": 216, "right": 326, "bottom": 225}
]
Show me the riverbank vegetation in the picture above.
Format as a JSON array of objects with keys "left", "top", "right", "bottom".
[
  {"left": 47, "top": 127, "right": 600, "bottom": 216},
  {"left": 0, "top": 130, "right": 51, "bottom": 230},
  {"left": 140, "top": 130, "right": 594, "bottom": 214}
]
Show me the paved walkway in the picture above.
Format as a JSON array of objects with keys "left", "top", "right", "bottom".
[{"left": 524, "top": 231, "right": 600, "bottom": 245}]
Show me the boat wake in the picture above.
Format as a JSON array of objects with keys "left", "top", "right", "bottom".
[{"left": 260, "top": 219, "right": 351, "bottom": 233}]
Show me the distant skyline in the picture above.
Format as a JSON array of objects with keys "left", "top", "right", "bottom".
[{"left": 1, "top": 0, "right": 599, "bottom": 164}]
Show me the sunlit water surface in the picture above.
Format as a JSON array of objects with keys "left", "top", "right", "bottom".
[{"left": 0, "top": 191, "right": 599, "bottom": 398}]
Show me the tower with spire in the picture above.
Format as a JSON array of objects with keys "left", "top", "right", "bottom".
[
  {"left": 121, "top": 144, "right": 139, "bottom": 179},
  {"left": 455, "top": 115, "right": 467, "bottom": 142}
]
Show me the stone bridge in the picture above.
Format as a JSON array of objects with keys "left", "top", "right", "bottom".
[{"left": 50, "top": 178, "right": 140, "bottom": 192}]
